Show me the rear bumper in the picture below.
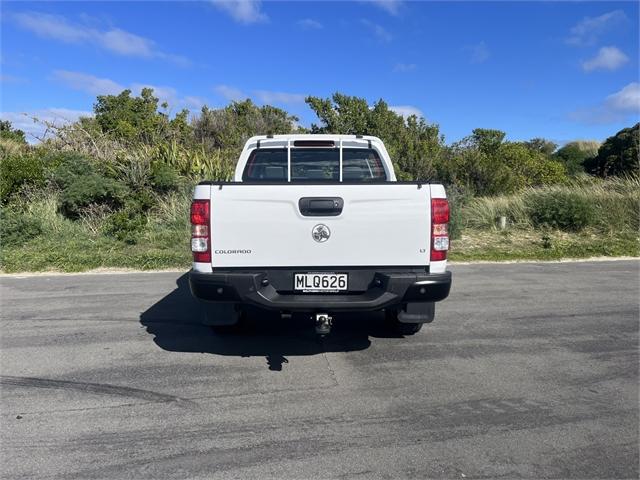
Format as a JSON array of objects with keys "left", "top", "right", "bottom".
[{"left": 189, "top": 267, "right": 451, "bottom": 312}]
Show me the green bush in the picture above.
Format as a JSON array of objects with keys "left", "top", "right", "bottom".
[
  {"left": 0, "top": 153, "right": 45, "bottom": 203},
  {"left": 125, "top": 189, "right": 155, "bottom": 213},
  {"left": 0, "top": 208, "right": 43, "bottom": 247},
  {"left": 102, "top": 190, "right": 154, "bottom": 244},
  {"left": 103, "top": 210, "right": 147, "bottom": 244},
  {"left": 51, "top": 154, "right": 127, "bottom": 218},
  {"left": 39, "top": 150, "right": 86, "bottom": 173},
  {"left": 526, "top": 191, "right": 596, "bottom": 231},
  {"left": 50, "top": 153, "right": 100, "bottom": 187},
  {"left": 553, "top": 141, "right": 599, "bottom": 176},
  {"left": 442, "top": 134, "right": 568, "bottom": 196},
  {"left": 150, "top": 162, "right": 181, "bottom": 192},
  {"left": 0, "top": 121, "right": 26, "bottom": 144},
  {"left": 59, "top": 175, "right": 126, "bottom": 219}
]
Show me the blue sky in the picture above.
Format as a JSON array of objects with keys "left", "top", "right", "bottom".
[{"left": 1, "top": 1, "right": 639, "bottom": 144}]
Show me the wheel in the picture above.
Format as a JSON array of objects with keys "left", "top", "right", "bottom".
[{"left": 385, "top": 307, "right": 423, "bottom": 335}]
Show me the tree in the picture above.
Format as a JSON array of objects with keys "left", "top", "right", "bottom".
[
  {"left": 553, "top": 140, "right": 599, "bottom": 175},
  {"left": 500, "top": 142, "right": 566, "bottom": 189},
  {"left": 92, "top": 88, "right": 195, "bottom": 144},
  {"left": 94, "top": 88, "right": 163, "bottom": 141},
  {"left": 306, "top": 93, "right": 371, "bottom": 134},
  {"left": 0, "top": 120, "right": 27, "bottom": 144},
  {"left": 193, "top": 100, "right": 297, "bottom": 151},
  {"left": 393, "top": 113, "right": 443, "bottom": 180},
  {"left": 443, "top": 133, "right": 566, "bottom": 196},
  {"left": 584, "top": 123, "right": 639, "bottom": 177},
  {"left": 168, "top": 108, "right": 193, "bottom": 145},
  {"left": 526, "top": 138, "right": 557, "bottom": 156},
  {"left": 471, "top": 128, "right": 506, "bottom": 155},
  {"left": 305, "top": 93, "right": 444, "bottom": 180},
  {"left": 441, "top": 144, "right": 511, "bottom": 196}
]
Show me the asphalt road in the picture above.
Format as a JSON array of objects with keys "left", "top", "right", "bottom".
[{"left": 1, "top": 260, "right": 638, "bottom": 479}]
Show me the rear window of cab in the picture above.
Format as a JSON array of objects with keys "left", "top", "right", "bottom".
[{"left": 242, "top": 148, "right": 387, "bottom": 182}]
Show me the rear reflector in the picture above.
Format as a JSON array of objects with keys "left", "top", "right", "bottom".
[
  {"left": 431, "top": 198, "right": 450, "bottom": 262},
  {"left": 191, "top": 199, "right": 210, "bottom": 263}
]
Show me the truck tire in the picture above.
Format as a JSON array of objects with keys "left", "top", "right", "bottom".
[
  {"left": 385, "top": 303, "right": 435, "bottom": 335},
  {"left": 385, "top": 308, "right": 423, "bottom": 335}
]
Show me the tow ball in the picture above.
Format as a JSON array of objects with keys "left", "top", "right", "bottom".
[{"left": 314, "top": 313, "right": 333, "bottom": 336}]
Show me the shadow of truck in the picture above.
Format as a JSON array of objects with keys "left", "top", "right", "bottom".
[{"left": 139, "top": 274, "right": 403, "bottom": 371}]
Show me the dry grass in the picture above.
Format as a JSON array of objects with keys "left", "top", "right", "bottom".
[
  {"left": 451, "top": 228, "right": 639, "bottom": 261},
  {"left": 460, "top": 175, "right": 640, "bottom": 232}
]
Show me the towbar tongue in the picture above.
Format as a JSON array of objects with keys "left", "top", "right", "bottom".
[{"left": 315, "top": 313, "right": 332, "bottom": 336}]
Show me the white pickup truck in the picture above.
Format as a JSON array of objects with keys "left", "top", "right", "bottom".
[{"left": 189, "top": 134, "right": 451, "bottom": 335}]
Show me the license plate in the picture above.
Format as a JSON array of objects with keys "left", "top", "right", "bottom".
[{"left": 294, "top": 273, "right": 348, "bottom": 293}]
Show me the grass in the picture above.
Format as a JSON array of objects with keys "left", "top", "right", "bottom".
[
  {"left": 0, "top": 190, "right": 192, "bottom": 273},
  {"left": 2, "top": 226, "right": 637, "bottom": 273},
  {"left": 450, "top": 229, "right": 639, "bottom": 262},
  {"left": 2, "top": 228, "right": 636, "bottom": 273},
  {"left": 1, "top": 176, "right": 638, "bottom": 273},
  {"left": 461, "top": 175, "right": 640, "bottom": 232},
  {"left": 447, "top": 175, "right": 639, "bottom": 262},
  {"left": 0, "top": 238, "right": 191, "bottom": 272}
]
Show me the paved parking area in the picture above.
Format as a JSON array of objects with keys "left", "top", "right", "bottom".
[{"left": 1, "top": 260, "right": 638, "bottom": 479}]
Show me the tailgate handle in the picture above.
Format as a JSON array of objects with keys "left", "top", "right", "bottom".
[{"left": 298, "top": 197, "right": 344, "bottom": 217}]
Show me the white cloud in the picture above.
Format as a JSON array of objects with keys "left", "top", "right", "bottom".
[
  {"left": 361, "top": 19, "right": 392, "bottom": 43},
  {"left": 128, "top": 85, "right": 207, "bottom": 111},
  {"left": 0, "top": 109, "right": 92, "bottom": 142},
  {"left": 12, "top": 12, "right": 89, "bottom": 43},
  {"left": 53, "top": 70, "right": 205, "bottom": 110},
  {"left": 582, "top": 46, "right": 629, "bottom": 72},
  {"left": 214, "top": 84, "right": 248, "bottom": 101},
  {"left": 297, "top": 18, "right": 323, "bottom": 30},
  {"left": 605, "top": 82, "right": 640, "bottom": 112},
  {"left": 366, "top": 0, "right": 403, "bottom": 16},
  {"left": 183, "top": 96, "right": 208, "bottom": 109},
  {"left": 213, "top": 85, "right": 306, "bottom": 105},
  {"left": 393, "top": 63, "right": 416, "bottom": 73},
  {"left": 566, "top": 10, "right": 628, "bottom": 46},
  {"left": 390, "top": 105, "right": 423, "bottom": 119},
  {"left": 98, "top": 28, "right": 155, "bottom": 57},
  {"left": 211, "top": 0, "right": 268, "bottom": 25},
  {"left": 12, "top": 12, "right": 190, "bottom": 66},
  {"left": 53, "top": 70, "right": 124, "bottom": 95},
  {"left": 569, "top": 82, "right": 640, "bottom": 124},
  {"left": 465, "top": 41, "right": 490, "bottom": 64},
  {"left": 253, "top": 90, "right": 306, "bottom": 104}
]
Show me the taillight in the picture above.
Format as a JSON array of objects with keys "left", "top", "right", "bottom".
[
  {"left": 431, "top": 198, "right": 450, "bottom": 261},
  {"left": 191, "top": 199, "right": 210, "bottom": 263}
]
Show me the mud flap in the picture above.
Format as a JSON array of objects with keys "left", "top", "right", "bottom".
[{"left": 398, "top": 302, "right": 435, "bottom": 324}]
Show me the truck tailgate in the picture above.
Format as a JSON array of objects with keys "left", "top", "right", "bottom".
[{"left": 209, "top": 184, "right": 431, "bottom": 268}]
